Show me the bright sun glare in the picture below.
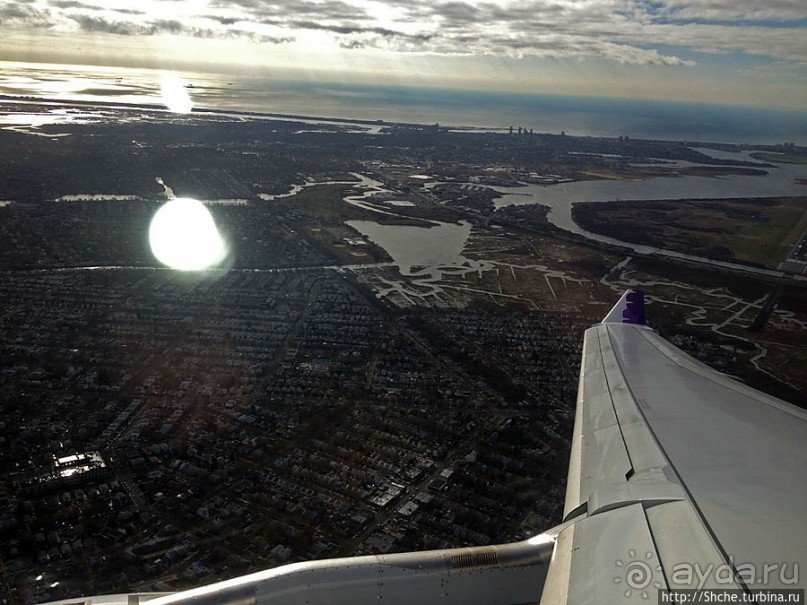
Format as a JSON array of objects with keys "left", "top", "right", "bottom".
[
  {"left": 149, "top": 198, "right": 226, "bottom": 271},
  {"left": 160, "top": 72, "right": 194, "bottom": 113}
]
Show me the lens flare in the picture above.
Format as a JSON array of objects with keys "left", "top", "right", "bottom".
[
  {"left": 160, "top": 73, "right": 193, "bottom": 113},
  {"left": 149, "top": 198, "right": 226, "bottom": 270}
]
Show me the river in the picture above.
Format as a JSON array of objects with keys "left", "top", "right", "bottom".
[
  {"left": 190, "top": 151, "right": 807, "bottom": 280},
  {"left": 490, "top": 152, "right": 807, "bottom": 233},
  {"left": 483, "top": 150, "right": 807, "bottom": 277},
  {"left": 338, "top": 150, "right": 806, "bottom": 279}
]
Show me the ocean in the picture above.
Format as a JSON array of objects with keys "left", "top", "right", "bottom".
[{"left": 1, "top": 60, "right": 806, "bottom": 145}]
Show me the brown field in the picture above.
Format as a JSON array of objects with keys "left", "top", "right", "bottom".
[
  {"left": 750, "top": 152, "right": 807, "bottom": 165},
  {"left": 573, "top": 197, "right": 807, "bottom": 269}
]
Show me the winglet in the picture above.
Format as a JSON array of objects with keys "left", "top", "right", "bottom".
[{"left": 602, "top": 289, "right": 645, "bottom": 325}]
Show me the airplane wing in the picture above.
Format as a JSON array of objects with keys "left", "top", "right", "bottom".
[
  {"left": 41, "top": 290, "right": 806, "bottom": 605},
  {"left": 544, "top": 289, "right": 807, "bottom": 603}
]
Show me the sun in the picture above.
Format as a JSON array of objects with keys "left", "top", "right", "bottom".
[{"left": 149, "top": 198, "right": 226, "bottom": 270}]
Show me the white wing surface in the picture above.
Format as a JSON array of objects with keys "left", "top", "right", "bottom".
[{"left": 543, "top": 290, "right": 807, "bottom": 603}]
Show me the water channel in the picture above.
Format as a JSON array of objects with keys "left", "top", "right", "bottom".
[{"left": 341, "top": 150, "right": 807, "bottom": 279}]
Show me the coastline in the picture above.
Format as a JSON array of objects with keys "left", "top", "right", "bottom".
[{"left": 3, "top": 60, "right": 807, "bottom": 144}]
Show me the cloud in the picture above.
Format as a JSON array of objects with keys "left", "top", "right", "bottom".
[
  {"left": 64, "top": 12, "right": 292, "bottom": 44},
  {"left": 653, "top": 0, "right": 807, "bottom": 23},
  {"left": 48, "top": 1, "right": 143, "bottom": 15},
  {"left": 638, "top": 21, "right": 807, "bottom": 63},
  {"left": 65, "top": 13, "right": 203, "bottom": 37},
  {"left": 50, "top": 0, "right": 89, "bottom": 8},
  {"left": 377, "top": 1, "right": 700, "bottom": 64},
  {"left": 112, "top": 7, "right": 144, "bottom": 15},
  {"left": 280, "top": 19, "right": 434, "bottom": 51},
  {"left": 212, "top": 0, "right": 364, "bottom": 23},
  {"left": 0, "top": 2, "right": 54, "bottom": 26},
  {"left": 204, "top": 14, "right": 241, "bottom": 25},
  {"left": 600, "top": 43, "right": 697, "bottom": 66},
  {"left": 5, "top": 0, "right": 806, "bottom": 67}
]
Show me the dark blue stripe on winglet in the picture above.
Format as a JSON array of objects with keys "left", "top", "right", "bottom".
[{"left": 602, "top": 289, "right": 646, "bottom": 325}]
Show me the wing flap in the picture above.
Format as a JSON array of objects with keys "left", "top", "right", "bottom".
[
  {"left": 543, "top": 503, "right": 668, "bottom": 604},
  {"left": 646, "top": 501, "right": 743, "bottom": 591}
]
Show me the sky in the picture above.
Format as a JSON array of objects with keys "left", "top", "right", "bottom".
[{"left": 1, "top": 0, "right": 806, "bottom": 110}]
